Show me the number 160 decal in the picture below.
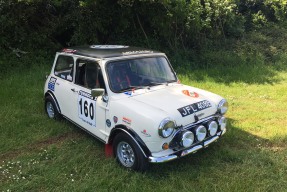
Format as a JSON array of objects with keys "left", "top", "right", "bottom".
[{"left": 78, "top": 91, "right": 96, "bottom": 126}]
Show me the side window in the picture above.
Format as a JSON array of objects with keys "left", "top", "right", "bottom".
[
  {"left": 75, "top": 59, "right": 106, "bottom": 90},
  {"left": 54, "top": 55, "right": 74, "bottom": 81}
]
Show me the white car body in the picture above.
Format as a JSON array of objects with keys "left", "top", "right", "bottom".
[{"left": 44, "top": 45, "right": 228, "bottom": 171}]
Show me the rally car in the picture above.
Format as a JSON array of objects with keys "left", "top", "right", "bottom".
[{"left": 44, "top": 45, "right": 228, "bottom": 171}]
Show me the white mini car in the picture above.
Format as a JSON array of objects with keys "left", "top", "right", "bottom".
[{"left": 44, "top": 45, "right": 228, "bottom": 171}]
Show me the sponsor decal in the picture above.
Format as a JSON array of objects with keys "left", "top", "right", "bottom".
[
  {"left": 78, "top": 90, "right": 97, "bottom": 126},
  {"left": 177, "top": 100, "right": 212, "bottom": 117},
  {"left": 182, "top": 90, "right": 199, "bottom": 98},
  {"left": 113, "top": 116, "right": 118, "bottom": 124},
  {"left": 124, "top": 91, "right": 132, "bottom": 96},
  {"left": 62, "top": 48, "right": 76, "bottom": 53},
  {"left": 122, "top": 50, "right": 153, "bottom": 55},
  {"left": 90, "top": 45, "right": 128, "bottom": 49},
  {"left": 124, "top": 89, "right": 135, "bottom": 96},
  {"left": 106, "top": 119, "right": 111, "bottom": 127},
  {"left": 122, "top": 117, "right": 132, "bottom": 125},
  {"left": 141, "top": 129, "right": 151, "bottom": 137},
  {"left": 48, "top": 77, "right": 57, "bottom": 91}
]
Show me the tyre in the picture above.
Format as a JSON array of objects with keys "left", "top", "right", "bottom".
[
  {"left": 45, "top": 95, "right": 61, "bottom": 120},
  {"left": 113, "top": 132, "right": 148, "bottom": 172}
]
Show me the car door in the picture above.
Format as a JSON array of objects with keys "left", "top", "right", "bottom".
[
  {"left": 70, "top": 58, "right": 108, "bottom": 142},
  {"left": 53, "top": 55, "right": 78, "bottom": 119}
]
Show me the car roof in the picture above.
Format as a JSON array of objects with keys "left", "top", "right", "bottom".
[{"left": 60, "top": 45, "right": 163, "bottom": 59}]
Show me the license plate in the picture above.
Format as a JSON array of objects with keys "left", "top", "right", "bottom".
[{"left": 177, "top": 100, "right": 212, "bottom": 117}]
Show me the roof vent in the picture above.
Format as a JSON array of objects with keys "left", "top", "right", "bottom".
[{"left": 90, "top": 45, "right": 129, "bottom": 49}]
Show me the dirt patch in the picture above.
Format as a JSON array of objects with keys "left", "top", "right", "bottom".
[{"left": 0, "top": 132, "right": 83, "bottom": 161}]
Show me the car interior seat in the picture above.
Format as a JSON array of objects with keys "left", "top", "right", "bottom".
[
  {"left": 85, "top": 64, "right": 99, "bottom": 89},
  {"left": 77, "top": 64, "right": 86, "bottom": 86}
]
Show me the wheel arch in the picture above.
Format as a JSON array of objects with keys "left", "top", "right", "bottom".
[
  {"left": 108, "top": 125, "right": 151, "bottom": 158},
  {"left": 44, "top": 91, "right": 61, "bottom": 114}
]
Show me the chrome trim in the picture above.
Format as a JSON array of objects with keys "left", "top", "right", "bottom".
[
  {"left": 181, "top": 145, "right": 203, "bottom": 157},
  {"left": 204, "top": 136, "right": 219, "bottom": 146},
  {"left": 219, "top": 127, "right": 227, "bottom": 135},
  {"left": 158, "top": 118, "right": 176, "bottom": 138},
  {"left": 148, "top": 129, "right": 225, "bottom": 163},
  {"left": 183, "top": 115, "right": 217, "bottom": 129},
  {"left": 148, "top": 155, "right": 178, "bottom": 163},
  {"left": 218, "top": 99, "right": 228, "bottom": 114},
  {"left": 173, "top": 115, "right": 218, "bottom": 137}
]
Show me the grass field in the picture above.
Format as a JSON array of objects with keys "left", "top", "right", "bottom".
[{"left": 0, "top": 53, "right": 287, "bottom": 191}]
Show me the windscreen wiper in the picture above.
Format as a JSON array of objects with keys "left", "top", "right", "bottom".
[
  {"left": 120, "top": 85, "right": 148, "bottom": 92},
  {"left": 147, "top": 82, "right": 168, "bottom": 87},
  {"left": 121, "top": 81, "right": 176, "bottom": 92}
]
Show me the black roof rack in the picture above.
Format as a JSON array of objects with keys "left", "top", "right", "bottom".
[{"left": 60, "top": 45, "right": 162, "bottom": 58}]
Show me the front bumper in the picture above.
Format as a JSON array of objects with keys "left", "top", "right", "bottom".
[{"left": 148, "top": 128, "right": 226, "bottom": 163}]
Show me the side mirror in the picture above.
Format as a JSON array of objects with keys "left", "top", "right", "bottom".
[{"left": 91, "top": 88, "right": 105, "bottom": 97}]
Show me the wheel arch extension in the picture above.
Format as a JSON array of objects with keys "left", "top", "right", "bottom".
[
  {"left": 108, "top": 125, "right": 151, "bottom": 158},
  {"left": 44, "top": 91, "right": 61, "bottom": 114}
]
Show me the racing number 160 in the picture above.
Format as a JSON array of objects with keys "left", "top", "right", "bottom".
[
  {"left": 78, "top": 91, "right": 96, "bottom": 126},
  {"left": 79, "top": 98, "right": 94, "bottom": 120}
]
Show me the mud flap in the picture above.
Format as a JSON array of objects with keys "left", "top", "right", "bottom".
[{"left": 105, "top": 143, "right": 113, "bottom": 157}]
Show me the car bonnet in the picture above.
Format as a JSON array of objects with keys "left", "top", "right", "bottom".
[{"left": 129, "top": 84, "right": 221, "bottom": 126}]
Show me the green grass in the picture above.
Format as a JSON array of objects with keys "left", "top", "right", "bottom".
[{"left": 1, "top": 51, "right": 287, "bottom": 191}]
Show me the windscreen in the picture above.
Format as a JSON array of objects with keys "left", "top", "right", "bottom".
[{"left": 106, "top": 57, "right": 177, "bottom": 92}]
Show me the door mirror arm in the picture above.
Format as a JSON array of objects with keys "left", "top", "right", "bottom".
[{"left": 102, "top": 94, "right": 109, "bottom": 103}]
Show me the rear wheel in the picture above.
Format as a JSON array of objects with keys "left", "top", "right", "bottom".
[
  {"left": 45, "top": 95, "right": 61, "bottom": 120},
  {"left": 113, "top": 132, "right": 148, "bottom": 171}
]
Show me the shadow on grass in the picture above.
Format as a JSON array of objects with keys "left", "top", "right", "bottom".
[
  {"left": 64, "top": 117, "right": 285, "bottom": 179},
  {"left": 145, "top": 118, "right": 278, "bottom": 177}
]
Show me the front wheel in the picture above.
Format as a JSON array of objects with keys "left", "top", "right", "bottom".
[
  {"left": 113, "top": 133, "right": 148, "bottom": 172},
  {"left": 45, "top": 95, "right": 61, "bottom": 120}
]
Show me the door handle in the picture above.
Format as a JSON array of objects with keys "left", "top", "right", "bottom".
[{"left": 71, "top": 88, "right": 78, "bottom": 93}]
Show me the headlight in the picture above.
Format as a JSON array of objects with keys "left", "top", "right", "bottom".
[
  {"left": 158, "top": 118, "right": 175, "bottom": 138},
  {"left": 196, "top": 125, "right": 207, "bottom": 142},
  {"left": 218, "top": 99, "right": 228, "bottom": 114},
  {"left": 208, "top": 121, "right": 218, "bottom": 136},
  {"left": 180, "top": 131, "right": 194, "bottom": 148},
  {"left": 218, "top": 116, "right": 227, "bottom": 131}
]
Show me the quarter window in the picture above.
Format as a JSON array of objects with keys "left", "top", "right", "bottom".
[{"left": 54, "top": 55, "right": 74, "bottom": 81}]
